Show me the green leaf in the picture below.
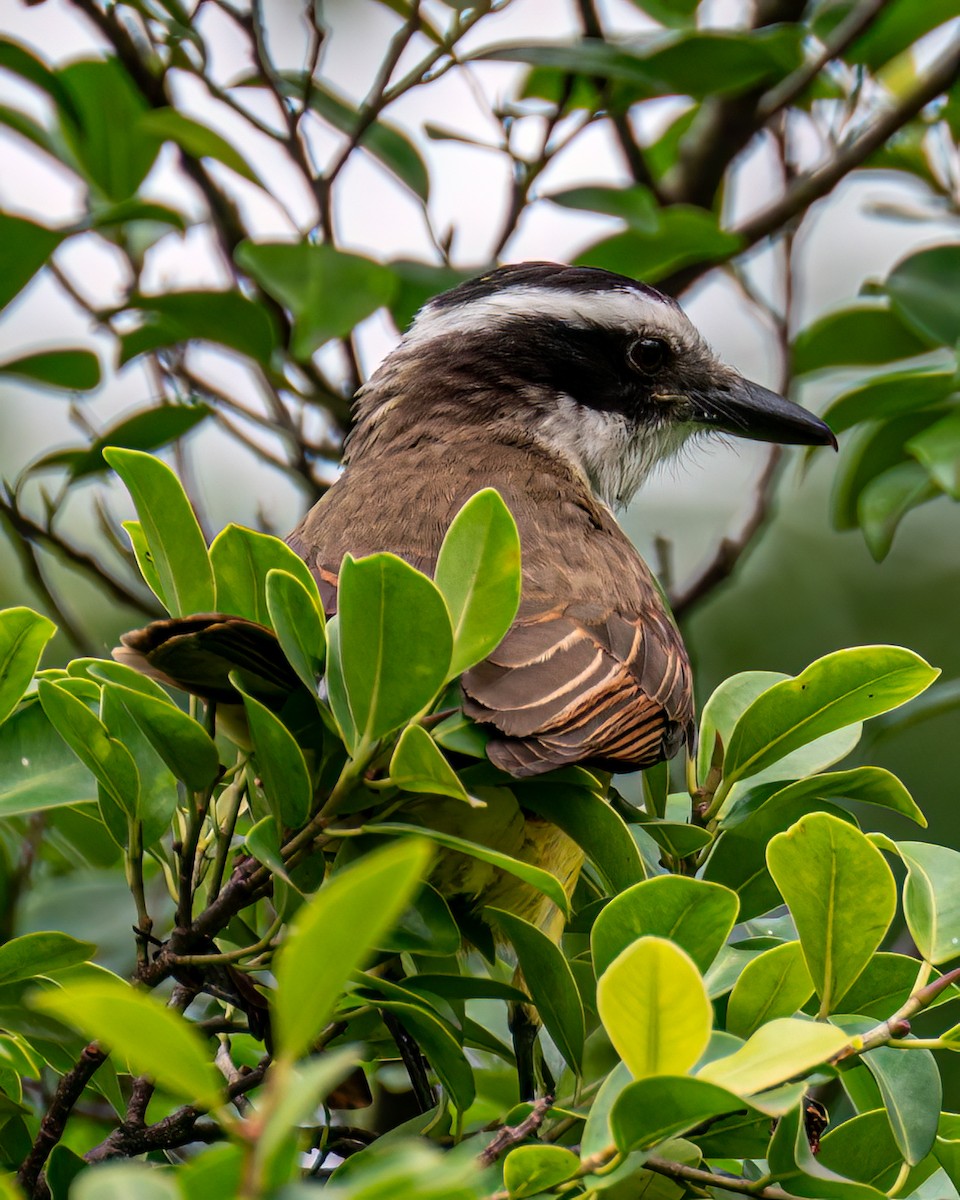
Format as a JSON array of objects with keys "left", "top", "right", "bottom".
[
  {"left": 139, "top": 108, "right": 261, "bottom": 185},
  {"left": 723, "top": 767, "right": 926, "bottom": 831},
  {"left": 390, "top": 725, "right": 476, "bottom": 805},
  {"left": 907, "top": 408, "right": 960, "bottom": 499},
  {"left": 698, "top": 1018, "right": 849, "bottom": 1096},
  {"left": 487, "top": 907, "right": 585, "bottom": 1075},
  {"left": 0, "top": 608, "right": 56, "bottom": 728},
  {"left": 104, "top": 448, "right": 215, "bottom": 616},
  {"left": 265, "top": 568, "right": 326, "bottom": 692},
  {"left": 433, "top": 489, "right": 521, "bottom": 679},
  {"left": 323, "top": 616, "right": 356, "bottom": 750},
  {"left": 57, "top": 58, "right": 159, "bottom": 200},
  {"left": 722, "top": 646, "right": 939, "bottom": 787},
  {"left": 386, "top": 260, "right": 474, "bottom": 330},
  {"left": 37, "top": 682, "right": 139, "bottom": 817},
  {"left": 545, "top": 184, "right": 659, "bottom": 232},
  {"left": 0, "top": 212, "right": 64, "bottom": 313},
  {"left": 840, "top": 0, "right": 960, "bottom": 68},
  {"left": 596, "top": 937, "right": 712, "bottom": 1079},
  {"left": 273, "top": 837, "right": 432, "bottom": 1060},
  {"left": 0, "top": 348, "right": 99, "bottom": 391},
  {"left": 405, "top": 974, "right": 528, "bottom": 1005},
  {"left": 725, "top": 942, "right": 814, "bottom": 1039},
  {"left": 210, "top": 525, "right": 321, "bottom": 626},
  {"left": 0, "top": 700, "right": 97, "bottom": 815},
  {"left": 840, "top": 953, "right": 959, "bottom": 1019},
  {"left": 105, "top": 684, "right": 220, "bottom": 792},
  {"left": 122, "top": 520, "right": 168, "bottom": 610},
  {"left": 119, "top": 290, "right": 278, "bottom": 366},
  {"left": 817, "top": 1109, "right": 907, "bottom": 1193},
  {"left": 766, "top": 1100, "right": 886, "bottom": 1200},
  {"left": 629, "top": 0, "right": 698, "bottom": 26},
  {"left": 610, "top": 1076, "right": 758, "bottom": 1154},
  {"left": 886, "top": 244, "right": 960, "bottom": 346},
  {"left": 302, "top": 79, "right": 429, "bottom": 201},
  {"left": 32, "top": 977, "right": 222, "bottom": 1108},
  {"left": 338, "top": 553, "right": 452, "bottom": 747},
  {"left": 70, "top": 1163, "right": 181, "bottom": 1200},
  {"left": 380, "top": 883, "right": 461, "bottom": 957},
  {"left": 863, "top": 1043, "right": 941, "bottom": 1165},
  {"left": 857, "top": 461, "right": 939, "bottom": 562},
  {"left": 519, "top": 782, "right": 646, "bottom": 895},
  {"left": 33, "top": 405, "right": 212, "bottom": 481},
  {"left": 766, "top": 813, "right": 897, "bottom": 1014},
  {"left": 232, "top": 675, "right": 312, "bottom": 827},
  {"left": 792, "top": 303, "right": 932, "bottom": 375},
  {"left": 592, "top": 875, "right": 739, "bottom": 977},
  {"left": 367, "top": 821, "right": 570, "bottom": 916},
  {"left": 898, "top": 841, "right": 960, "bottom": 964},
  {"left": 820, "top": 365, "right": 957, "bottom": 435},
  {"left": 88, "top": 198, "right": 187, "bottom": 233},
  {"left": 0, "top": 932, "right": 95, "bottom": 986},
  {"left": 503, "top": 1145, "right": 580, "bottom": 1199},
  {"left": 235, "top": 242, "right": 397, "bottom": 359},
  {"left": 576, "top": 206, "right": 742, "bottom": 282}
]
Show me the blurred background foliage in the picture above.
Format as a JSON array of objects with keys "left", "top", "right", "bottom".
[{"left": 1, "top": 0, "right": 960, "bottom": 1006}]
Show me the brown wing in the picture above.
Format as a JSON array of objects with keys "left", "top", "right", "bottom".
[{"left": 460, "top": 602, "right": 694, "bottom": 778}]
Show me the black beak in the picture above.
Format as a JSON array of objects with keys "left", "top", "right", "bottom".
[{"left": 695, "top": 377, "right": 837, "bottom": 449}]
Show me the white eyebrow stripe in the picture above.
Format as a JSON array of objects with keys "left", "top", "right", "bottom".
[{"left": 405, "top": 285, "right": 697, "bottom": 347}]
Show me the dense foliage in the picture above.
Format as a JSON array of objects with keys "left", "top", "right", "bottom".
[
  {"left": 0, "top": 455, "right": 957, "bottom": 1199},
  {"left": 1, "top": 0, "right": 960, "bottom": 1198}
]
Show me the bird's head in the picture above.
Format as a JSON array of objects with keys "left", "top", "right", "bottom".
[{"left": 353, "top": 262, "right": 836, "bottom": 509}]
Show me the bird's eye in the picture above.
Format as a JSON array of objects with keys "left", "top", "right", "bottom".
[{"left": 628, "top": 337, "right": 670, "bottom": 374}]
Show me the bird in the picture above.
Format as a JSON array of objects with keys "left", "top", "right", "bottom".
[
  {"left": 115, "top": 261, "right": 835, "bottom": 1098},
  {"left": 119, "top": 261, "right": 834, "bottom": 780}
]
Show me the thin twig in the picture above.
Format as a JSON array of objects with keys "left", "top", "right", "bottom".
[{"left": 478, "top": 1095, "right": 553, "bottom": 1167}]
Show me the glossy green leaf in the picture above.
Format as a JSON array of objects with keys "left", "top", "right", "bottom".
[
  {"left": 519, "top": 782, "right": 646, "bottom": 895},
  {"left": 792, "top": 303, "right": 932, "bottom": 375},
  {"left": 73, "top": 658, "right": 176, "bottom": 704},
  {"left": 503, "top": 1145, "right": 580, "bottom": 1198},
  {"left": 488, "top": 907, "right": 585, "bottom": 1075},
  {"left": 119, "top": 290, "right": 277, "bottom": 366},
  {"left": 302, "top": 80, "right": 429, "bottom": 201},
  {"left": 434, "top": 489, "right": 521, "bottom": 679},
  {"left": 405, "top": 974, "right": 528, "bottom": 1005},
  {"left": 37, "top": 682, "right": 139, "bottom": 817},
  {"left": 265, "top": 568, "right": 326, "bottom": 692},
  {"left": 97, "top": 689, "right": 176, "bottom": 847},
  {"left": 88, "top": 198, "right": 187, "bottom": 232},
  {"left": 766, "top": 1101, "right": 886, "bottom": 1200},
  {"left": 636, "top": 815, "right": 713, "bottom": 859},
  {"left": 699, "top": 1018, "right": 849, "bottom": 1095},
  {"left": 71, "top": 1164, "right": 181, "bottom": 1200},
  {"left": 840, "top": 953, "right": 959, "bottom": 1019},
  {"left": 34, "top": 405, "right": 212, "bottom": 481},
  {"left": 0, "top": 212, "right": 64, "bottom": 313},
  {"left": 370, "top": 821, "right": 570, "bottom": 916},
  {"left": 140, "top": 108, "right": 261, "bottom": 184},
  {"left": 235, "top": 241, "right": 397, "bottom": 359},
  {"left": 723, "top": 767, "right": 926, "bottom": 831},
  {"left": 338, "top": 553, "right": 452, "bottom": 746},
  {"left": 821, "top": 365, "right": 957, "bottom": 435},
  {"left": 375, "top": 999, "right": 475, "bottom": 1111},
  {"left": 726, "top": 942, "right": 814, "bottom": 1039},
  {"left": 610, "top": 1076, "right": 756, "bottom": 1154},
  {"left": 857, "top": 460, "right": 939, "bottom": 562},
  {"left": 390, "top": 724, "right": 475, "bottom": 805},
  {"left": 863, "top": 1043, "right": 941, "bottom": 1165},
  {"left": 380, "top": 883, "right": 461, "bottom": 957},
  {"left": 122, "top": 519, "right": 167, "bottom": 610},
  {"left": 0, "top": 348, "right": 99, "bottom": 391},
  {"left": 105, "top": 684, "right": 220, "bottom": 792},
  {"left": 105, "top": 448, "right": 215, "bottom": 616},
  {"left": 841, "top": 0, "right": 960, "bottom": 68},
  {"left": 907, "top": 409, "right": 960, "bottom": 499},
  {"left": 596, "top": 937, "right": 712, "bottom": 1079},
  {"left": 273, "top": 837, "right": 431, "bottom": 1060},
  {"left": 898, "top": 841, "right": 960, "bottom": 964},
  {"left": 232, "top": 675, "right": 311, "bottom": 827},
  {"left": 58, "top": 58, "right": 159, "bottom": 200},
  {"left": 0, "top": 608, "right": 56, "bottom": 728},
  {"left": 767, "top": 813, "right": 897, "bottom": 1014},
  {"left": 723, "top": 646, "right": 939, "bottom": 787},
  {"left": 886, "top": 244, "right": 960, "bottom": 347},
  {"left": 33, "top": 977, "right": 222, "bottom": 1108},
  {"left": 592, "top": 875, "right": 738, "bottom": 977},
  {"left": 210, "top": 525, "right": 320, "bottom": 627},
  {"left": 0, "top": 932, "right": 95, "bottom": 986},
  {"left": 323, "top": 616, "right": 356, "bottom": 751},
  {"left": 244, "top": 814, "right": 292, "bottom": 883}
]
